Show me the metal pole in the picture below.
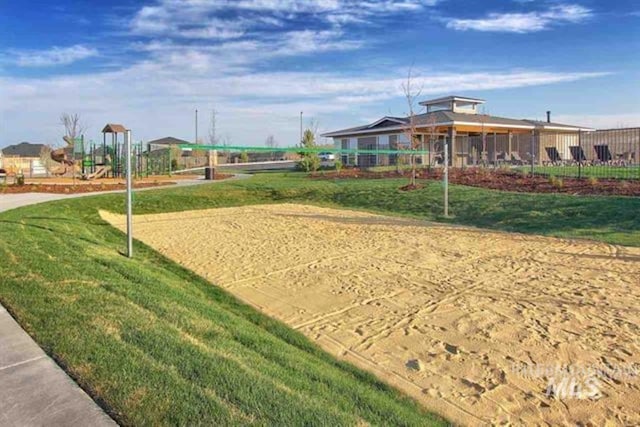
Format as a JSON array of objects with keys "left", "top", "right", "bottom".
[
  {"left": 81, "top": 135, "right": 85, "bottom": 175},
  {"left": 530, "top": 130, "right": 535, "bottom": 175},
  {"left": 578, "top": 130, "right": 582, "bottom": 179},
  {"left": 444, "top": 135, "right": 449, "bottom": 217},
  {"left": 125, "top": 130, "right": 133, "bottom": 258}
]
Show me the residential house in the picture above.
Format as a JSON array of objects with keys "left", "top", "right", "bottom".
[{"left": 1, "top": 142, "right": 49, "bottom": 176}]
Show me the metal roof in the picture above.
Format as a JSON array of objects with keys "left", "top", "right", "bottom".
[
  {"left": 523, "top": 119, "right": 589, "bottom": 130},
  {"left": 419, "top": 95, "right": 485, "bottom": 107},
  {"left": 321, "top": 111, "right": 590, "bottom": 137}
]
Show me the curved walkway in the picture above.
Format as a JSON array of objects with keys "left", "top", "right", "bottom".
[
  {"left": 0, "top": 175, "right": 250, "bottom": 213},
  {"left": 0, "top": 176, "right": 248, "bottom": 426}
]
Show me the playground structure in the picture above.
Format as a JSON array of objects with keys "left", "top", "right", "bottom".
[{"left": 48, "top": 123, "right": 177, "bottom": 180}]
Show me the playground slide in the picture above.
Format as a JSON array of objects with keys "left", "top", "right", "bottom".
[
  {"left": 83, "top": 166, "right": 111, "bottom": 180},
  {"left": 51, "top": 147, "right": 73, "bottom": 165},
  {"left": 50, "top": 146, "right": 75, "bottom": 176},
  {"left": 50, "top": 164, "right": 69, "bottom": 176}
]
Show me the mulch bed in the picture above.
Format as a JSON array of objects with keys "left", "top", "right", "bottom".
[
  {"left": 1, "top": 173, "right": 234, "bottom": 195},
  {"left": 310, "top": 168, "right": 640, "bottom": 196},
  {"left": 0, "top": 181, "right": 175, "bottom": 194}
]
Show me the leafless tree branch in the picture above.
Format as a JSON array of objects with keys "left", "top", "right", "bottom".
[
  {"left": 60, "top": 113, "right": 86, "bottom": 145},
  {"left": 401, "top": 67, "right": 423, "bottom": 186}
]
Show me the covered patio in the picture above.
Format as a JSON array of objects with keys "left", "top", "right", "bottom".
[{"left": 323, "top": 95, "right": 592, "bottom": 168}]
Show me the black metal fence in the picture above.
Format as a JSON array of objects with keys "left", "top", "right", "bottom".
[{"left": 452, "top": 127, "right": 640, "bottom": 180}]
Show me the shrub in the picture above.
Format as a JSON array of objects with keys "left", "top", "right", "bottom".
[
  {"left": 588, "top": 176, "right": 598, "bottom": 186},
  {"left": 334, "top": 159, "right": 343, "bottom": 173},
  {"left": 240, "top": 151, "right": 249, "bottom": 163},
  {"left": 548, "top": 175, "right": 563, "bottom": 189},
  {"left": 16, "top": 173, "right": 25, "bottom": 186},
  {"left": 297, "top": 127, "right": 320, "bottom": 172},
  {"left": 297, "top": 155, "right": 320, "bottom": 172}
]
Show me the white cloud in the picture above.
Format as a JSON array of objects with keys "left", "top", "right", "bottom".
[
  {"left": 131, "top": 7, "right": 246, "bottom": 39},
  {"left": 446, "top": 4, "right": 592, "bottom": 33},
  {"left": 275, "top": 29, "right": 363, "bottom": 55},
  {"left": 0, "top": 57, "right": 609, "bottom": 147},
  {"left": 9, "top": 45, "right": 98, "bottom": 67},
  {"left": 0, "top": 0, "right": 613, "bottom": 148},
  {"left": 129, "top": 28, "right": 362, "bottom": 74},
  {"left": 129, "top": 0, "right": 440, "bottom": 40}
]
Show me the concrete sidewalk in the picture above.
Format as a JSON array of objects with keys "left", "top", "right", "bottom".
[
  {"left": 0, "top": 193, "right": 79, "bottom": 213},
  {"left": 0, "top": 175, "right": 250, "bottom": 214},
  {"left": 0, "top": 306, "right": 116, "bottom": 426}
]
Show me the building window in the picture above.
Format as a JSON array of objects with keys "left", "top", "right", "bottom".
[
  {"left": 389, "top": 135, "right": 398, "bottom": 165},
  {"left": 341, "top": 138, "right": 349, "bottom": 165},
  {"left": 357, "top": 137, "right": 377, "bottom": 168}
]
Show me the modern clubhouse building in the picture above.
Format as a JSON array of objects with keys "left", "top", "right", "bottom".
[{"left": 322, "top": 96, "right": 594, "bottom": 168}]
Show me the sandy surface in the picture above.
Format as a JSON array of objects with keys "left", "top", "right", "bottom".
[{"left": 102, "top": 204, "right": 640, "bottom": 426}]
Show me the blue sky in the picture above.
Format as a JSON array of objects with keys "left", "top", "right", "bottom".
[{"left": 1, "top": 0, "right": 639, "bottom": 147}]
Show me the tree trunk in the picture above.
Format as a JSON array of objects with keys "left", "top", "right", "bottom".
[{"left": 410, "top": 154, "right": 416, "bottom": 186}]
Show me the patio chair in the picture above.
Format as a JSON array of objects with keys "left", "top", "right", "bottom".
[
  {"left": 510, "top": 152, "right": 525, "bottom": 165},
  {"left": 615, "top": 151, "right": 633, "bottom": 167},
  {"left": 496, "top": 151, "right": 509, "bottom": 166},
  {"left": 525, "top": 152, "right": 536, "bottom": 165},
  {"left": 430, "top": 153, "right": 444, "bottom": 167},
  {"left": 544, "top": 147, "right": 564, "bottom": 166},
  {"left": 569, "top": 146, "right": 588, "bottom": 165},
  {"left": 0, "top": 168, "right": 6, "bottom": 184},
  {"left": 558, "top": 151, "right": 573, "bottom": 165},
  {"left": 594, "top": 145, "right": 612, "bottom": 165}
]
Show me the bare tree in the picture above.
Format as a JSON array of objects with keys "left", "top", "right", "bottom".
[
  {"left": 265, "top": 135, "right": 278, "bottom": 160},
  {"left": 265, "top": 134, "right": 278, "bottom": 149},
  {"left": 58, "top": 113, "right": 86, "bottom": 182},
  {"left": 208, "top": 108, "right": 219, "bottom": 146},
  {"left": 307, "top": 118, "right": 320, "bottom": 141},
  {"left": 39, "top": 146, "right": 56, "bottom": 176},
  {"left": 401, "top": 68, "right": 422, "bottom": 187},
  {"left": 424, "top": 113, "right": 438, "bottom": 169},
  {"left": 204, "top": 109, "right": 221, "bottom": 168},
  {"left": 219, "top": 134, "right": 232, "bottom": 163},
  {"left": 479, "top": 106, "right": 488, "bottom": 166},
  {"left": 60, "top": 113, "right": 86, "bottom": 146}
]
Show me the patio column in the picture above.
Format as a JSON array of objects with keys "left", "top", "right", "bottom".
[
  {"left": 530, "top": 130, "right": 536, "bottom": 168},
  {"left": 493, "top": 132, "right": 497, "bottom": 165},
  {"left": 508, "top": 131, "right": 512, "bottom": 156},
  {"left": 636, "top": 128, "right": 640, "bottom": 166},
  {"left": 448, "top": 127, "right": 456, "bottom": 167}
]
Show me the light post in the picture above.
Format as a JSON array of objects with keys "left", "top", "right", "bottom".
[
  {"left": 444, "top": 135, "right": 449, "bottom": 218},
  {"left": 125, "top": 129, "right": 133, "bottom": 258}
]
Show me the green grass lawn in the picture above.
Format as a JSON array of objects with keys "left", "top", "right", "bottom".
[
  {"left": 516, "top": 165, "right": 640, "bottom": 180},
  {"left": 127, "top": 173, "right": 639, "bottom": 246},
  {"left": 0, "top": 173, "right": 638, "bottom": 425}
]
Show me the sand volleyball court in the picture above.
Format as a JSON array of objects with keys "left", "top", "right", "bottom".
[{"left": 102, "top": 204, "right": 640, "bottom": 425}]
